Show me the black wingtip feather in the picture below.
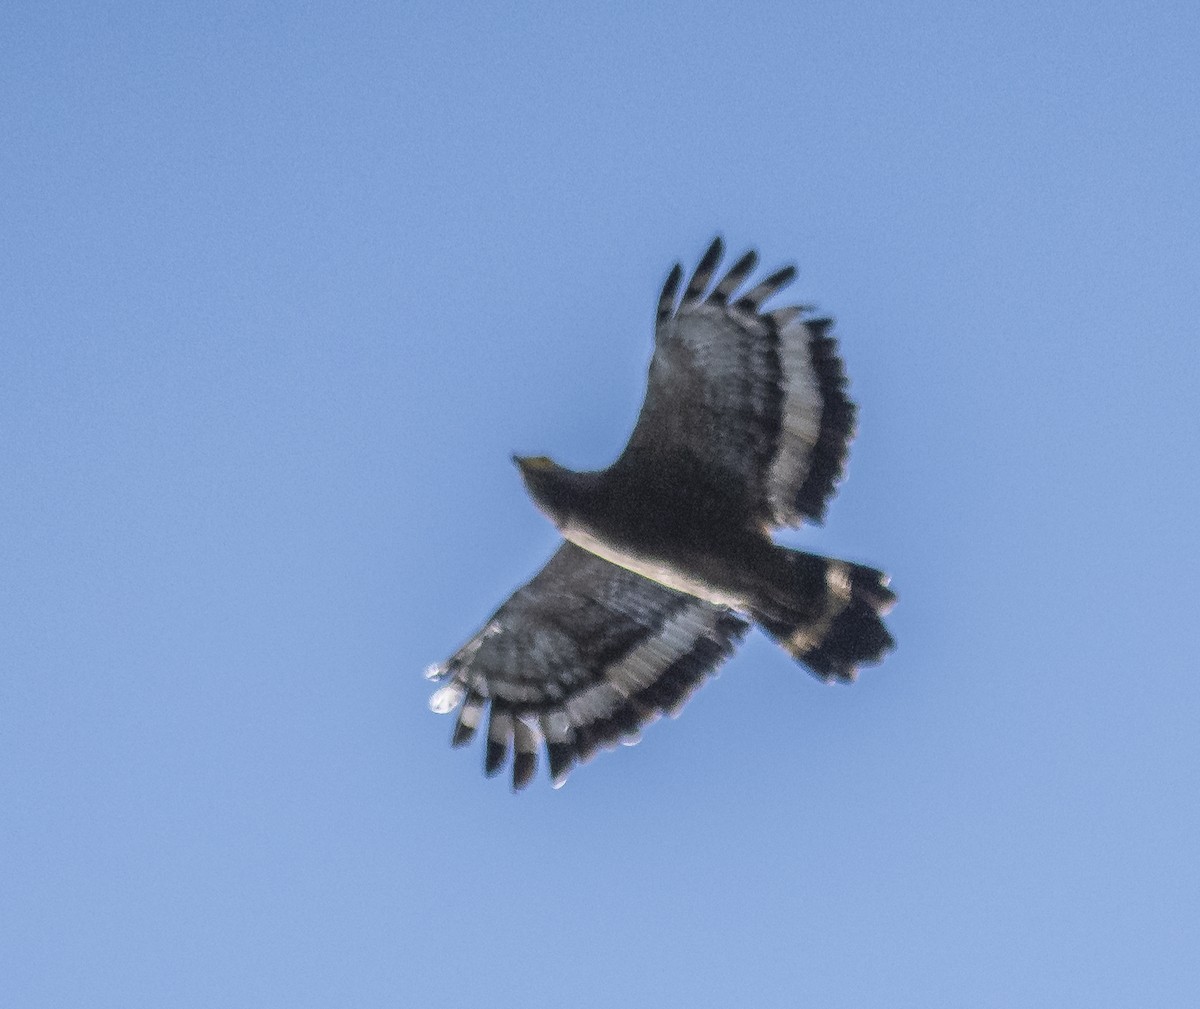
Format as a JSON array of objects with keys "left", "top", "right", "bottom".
[
  {"left": 657, "top": 263, "right": 683, "bottom": 323},
  {"left": 682, "top": 237, "right": 724, "bottom": 303},
  {"left": 710, "top": 249, "right": 759, "bottom": 304},
  {"left": 451, "top": 689, "right": 484, "bottom": 747},
  {"left": 511, "top": 749, "right": 536, "bottom": 791},
  {"left": 484, "top": 707, "right": 511, "bottom": 777},
  {"left": 511, "top": 718, "right": 539, "bottom": 791},
  {"left": 734, "top": 264, "right": 797, "bottom": 311},
  {"left": 484, "top": 739, "right": 506, "bottom": 776},
  {"left": 546, "top": 741, "right": 574, "bottom": 787},
  {"left": 573, "top": 724, "right": 601, "bottom": 764}
]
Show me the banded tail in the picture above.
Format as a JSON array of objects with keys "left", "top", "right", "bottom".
[{"left": 751, "top": 548, "right": 896, "bottom": 681}]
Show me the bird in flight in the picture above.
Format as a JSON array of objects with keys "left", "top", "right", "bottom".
[{"left": 425, "top": 238, "right": 896, "bottom": 790}]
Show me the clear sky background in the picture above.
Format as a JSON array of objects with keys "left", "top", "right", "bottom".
[{"left": 4, "top": 2, "right": 1199, "bottom": 1006}]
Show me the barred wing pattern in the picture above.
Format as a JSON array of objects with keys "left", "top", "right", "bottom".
[
  {"left": 623, "top": 237, "right": 856, "bottom": 527},
  {"left": 426, "top": 543, "right": 749, "bottom": 790}
]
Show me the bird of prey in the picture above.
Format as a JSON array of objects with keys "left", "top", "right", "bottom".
[{"left": 425, "top": 238, "right": 896, "bottom": 790}]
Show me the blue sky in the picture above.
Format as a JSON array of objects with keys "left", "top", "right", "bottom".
[{"left": 4, "top": 2, "right": 1199, "bottom": 1006}]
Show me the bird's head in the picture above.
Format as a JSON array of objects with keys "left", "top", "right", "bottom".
[{"left": 512, "top": 454, "right": 574, "bottom": 528}]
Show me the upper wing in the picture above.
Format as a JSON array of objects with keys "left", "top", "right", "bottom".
[
  {"left": 619, "top": 237, "right": 857, "bottom": 528},
  {"left": 426, "top": 542, "right": 749, "bottom": 790}
]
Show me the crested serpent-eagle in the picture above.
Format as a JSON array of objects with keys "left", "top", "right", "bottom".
[{"left": 425, "top": 238, "right": 896, "bottom": 790}]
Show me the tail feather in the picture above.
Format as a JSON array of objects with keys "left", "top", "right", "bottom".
[{"left": 751, "top": 549, "right": 896, "bottom": 681}]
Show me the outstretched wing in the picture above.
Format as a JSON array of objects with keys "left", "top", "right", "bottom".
[
  {"left": 426, "top": 542, "right": 749, "bottom": 790},
  {"left": 619, "top": 237, "right": 856, "bottom": 528}
]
